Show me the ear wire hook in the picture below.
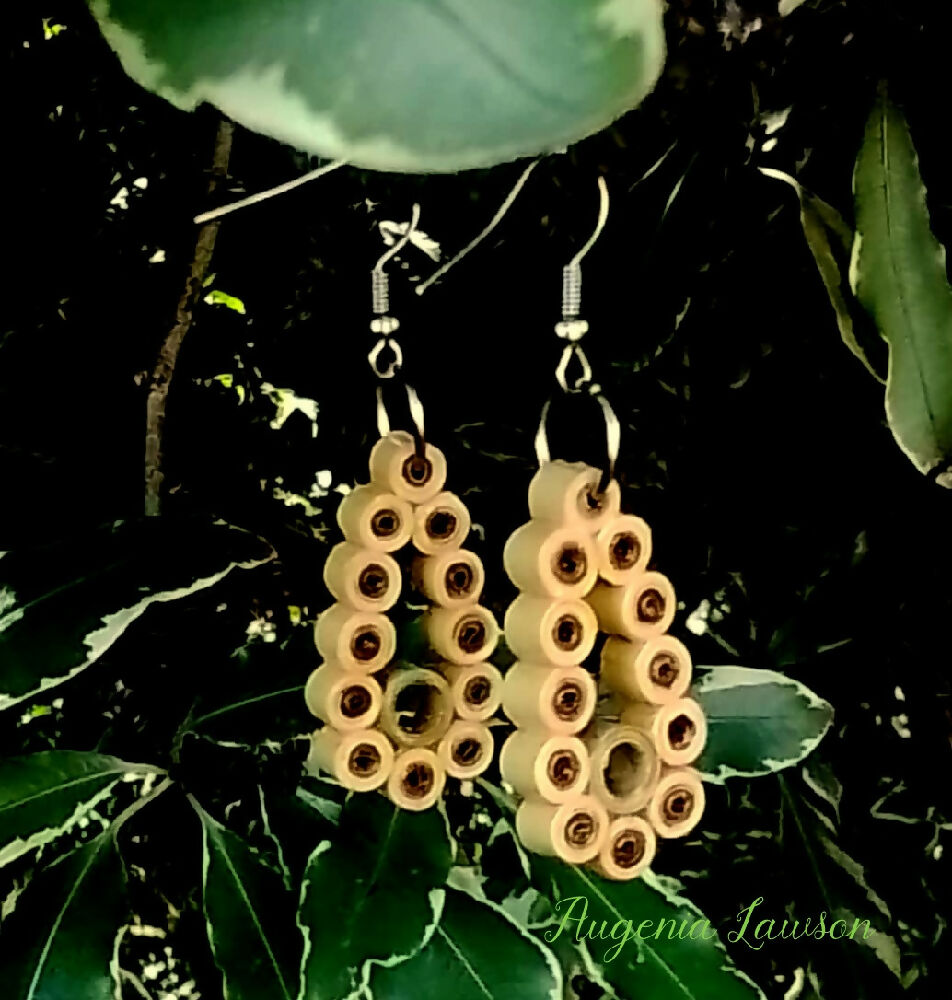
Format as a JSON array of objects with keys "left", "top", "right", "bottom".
[
  {"left": 537, "top": 176, "right": 621, "bottom": 492},
  {"left": 369, "top": 204, "right": 427, "bottom": 457}
]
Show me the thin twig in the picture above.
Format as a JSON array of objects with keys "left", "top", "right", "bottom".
[
  {"left": 144, "top": 119, "right": 235, "bottom": 517},
  {"left": 193, "top": 158, "right": 346, "bottom": 224}
]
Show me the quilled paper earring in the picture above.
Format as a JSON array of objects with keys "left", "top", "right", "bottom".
[
  {"left": 500, "top": 179, "right": 708, "bottom": 879},
  {"left": 306, "top": 207, "right": 501, "bottom": 809}
]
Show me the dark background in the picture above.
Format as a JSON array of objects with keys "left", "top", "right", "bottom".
[{"left": 2, "top": 2, "right": 951, "bottom": 997}]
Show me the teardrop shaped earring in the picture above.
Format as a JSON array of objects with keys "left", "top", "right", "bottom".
[
  {"left": 306, "top": 207, "right": 502, "bottom": 810},
  {"left": 499, "top": 178, "right": 709, "bottom": 880}
]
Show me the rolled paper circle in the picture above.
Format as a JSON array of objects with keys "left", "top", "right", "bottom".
[
  {"left": 504, "top": 594, "right": 598, "bottom": 667},
  {"left": 425, "top": 605, "right": 500, "bottom": 665},
  {"left": 336, "top": 484, "right": 413, "bottom": 552},
  {"left": 515, "top": 795, "right": 609, "bottom": 864},
  {"left": 379, "top": 668, "right": 454, "bottom": 749},
  {"left": 503, "top": 521, "right": 597, "bottom": 599},
  {"left": 645, "top": 767, "right": 706, "bottom": 839},
  {"left": 621, "top": 697, "right": 708, "bottom": 766},
  {"left": 412, "top": 549, "right": 485, "bottom": 607},
  {"left": 437, "top": 720, "right": 493, "bottom": 780},
  {"left": 591, "top": 815, "right": 657, "bottom": 881},
  {"left": 442, "top": 662, "right": 503, "bottom": 722},
  {"left": 314, "top": 603, "right": 396, "bottom": 673},
  {"left": 499, "top": 731, "right": 591, "bottom": 804},
  {"left": 594, "top": 514, "right": 652, "bottom": 586},
  {"left": 600, "top": 634, "right": 692, "bottom": 704},
  {"left": 502, "top": 664, "right": 597, "bottom": 736},
  {"left": 412, "top": 492, "right": 471, "bottom": 555},
  {"left": 387, "top": 748, "right": 446, "bottom": 812},
  {"left": 323, "top": 542, "right": 401, "bottom": 613},
  {"left": 585, "top": 571, "right": 676, "bottom": 640},
  {"left": 369, "top": 431, "right": 447, "bottom": 504},
  {"left": 307, "top": 727, "right": 394, "bottom": 792},
  {"left": 304, "top": 665, "right": 383, "bottom": 731},
  {"left": 586, "top": 725, "right": 661, "bottom": 813},
  {"left": 527, "top": 461, "right": 621, "bottom": 529}
]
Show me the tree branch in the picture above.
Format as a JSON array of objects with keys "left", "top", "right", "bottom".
[{"left": 144, "top": 118, "right": 235, "bottom": 517}]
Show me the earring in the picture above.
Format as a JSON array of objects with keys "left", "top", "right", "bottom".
[
  {"left": 305, "top": 207, "right": 502, "bottom": 810},
  {"left": 499, "top": 179, "right": 709, "bottom": 879}
]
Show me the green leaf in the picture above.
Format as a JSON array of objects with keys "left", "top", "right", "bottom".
[
  {"left": 195, "top": 803, "right": 302, "bottom": 1000},
  {"left": 372, "top": 887, "right": 561, "bottom": 1000},
  {"left": 531, "top": 857, "right": 766, "bottom": 1000},
  {"left": 2, "top": 833, "right": 126, "bottom": 1000},
  {"left": 204, "top": 289, "right": 247, "bottom": 314},
  {"left": 0, "top": 751, "right": 160, "bottom": 869},
  {"left": 298, "top": 793, "right": 453, "bottom": 999},
  {"left": 850, "top": 92, "right": 952, "bottom": 485},
  {"left": 0, "top": 517, "right": 274, "bottom": 711},
  {"left": 88, "top": 0, "right": 666, "bottom": 173},
  {"left": 693, "top": 666, "right": 834, "bottom": 784}
]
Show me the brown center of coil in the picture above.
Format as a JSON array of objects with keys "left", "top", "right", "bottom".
[
  {"left": 401, "top": 454, "right": 433, "bottom": 487},
  {"left": 609, "top": 532, "right": 641, "bottom": 571},
  {"left": 455, "top": 616, "right": 487, "bottom": 655},
  {"left": 426, "top": 509, "right": 458, "bottom": 541},
  {"left": 649, "top": 652, "right": 679, "bottom": 688},
  {"left": 347, "top": 743, "right": 381, "bottom": 777},
  {"left": 370, "top": 508, "right": 401, "bottom": 539},
  {"left": 463, "top": 675, "right": 491, "bottom": 707},
  {"left": 636, "top": 587, "right": 666, "bottom": 624},
  {"left": 394, "top": 681, "right": 443, "bottom": 737},
  {"left": 578, "top": 485, "right": 606, "bottom": 518},
  {"left": 358, "top": 564, "right": 389, "bottom": 600},
  {"left": 564, "top": 811, "right": 599, "bottom": 848},
  {"left": 547, "top": 749, "right": 581, "bottom": 788},
  {"left": 340, "top": 685, "right": 373, "bottom": 719},
  {"left": 351, "top": 627, "right": 381, "bottom": 662},
  {"left": 612, "top": 830, "right": 646, "bottom": 869},
  {"left": 402, "top": 761, "right": 435, "bottom": 798},
  {"left": 453, "top": 737, "right": 483, "bottom": 766},
  {"left": 667, "top": 714, "right": 697, "bottom": 751},
  {"left": 552, "top": 614, "right": 583, "bottom": 652},
  {"left": 603, "top": 741, "right": 646, "bottom": 800},
  {"left": 552, "top": 544, "right": 587, "bottom": 585},
  {"left": 662, "top": 787, "right": 695, "bottom": 824},
  {"left": 552, "top": 681, "right": 585, "bottom": 722},
  {"left": 445, "top": 562, "right": 475, "bottom": 598}
]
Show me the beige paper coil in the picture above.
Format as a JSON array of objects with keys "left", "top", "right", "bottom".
[
  {"left": 504, "top": 594, "right": 598, "bottom": 667},
  {"left": 600, "top": 635, "right": 692, "bottom": 704},
  {"left": 594, "top": 514, "right": 652, "bottom": 586},
  {"left": 387, "top": 748, "right": 446, "bottom": 811},
  {"left": 442, "top": 662, "right": 503, "bottom": 722},
  {"left": 621, "top": 697, "right": 708, "bottom": 766},
  {"left": 502, "top": 664, "right": 596, "bottom": 736},
  {"left": 645, "top": 767, "right": 705, "bottom": 839},
  {"left": 515, "top": 795, "right": 609, "bottom": 864},
  {"left": 586, "top": 725, "right": 661, "bottom": 813},
  {"left": 336, "top": 484, "right": 413, "bottom": 552},
  {"left": 591, "top": 815, "right": 657, "bottom": 881},
  {"left": 307, "top": 727, "right": 394, "bottom": 792},
  {"left": 503, "top": 521, "right": 597, "bottom": 599},
  {"left": 586, "top": 572, "right": 676, "bottom": 640},
  {"left": 412, "top": 549, "right": 485, "bottom": 607},
  {"left": 304, "top": 665, "right": 382, "bottom": 731},
  {"left": 379, "top": 667, "right": 454, "bottom": 749},
  {"left": 437, "top": 720, "right": 493, "bottom": 780},
  {"left": 314, "top": 603, "right": 396, "bottom": 673},
  {"left": 424, "top": 605, "right": 499, "bottom": 665},
  {"left": 323, "top": 542, "right": 401, "bottom": 613},
  {"left": 499, "top": 731, "right": 590, "bottom": 804},
  {"left": 369, "top": 431, "right": 447, "bottom": 504},
  {"left": 412, "top": 491, "right": 471, "bottom": 555},
  {"left": 527, "top": 461, "right": 621, "bottom": 529}
]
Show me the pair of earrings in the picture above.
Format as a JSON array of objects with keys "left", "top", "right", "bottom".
[{"left": 304, "top": 180, "right": 708, "bottom": 882}]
